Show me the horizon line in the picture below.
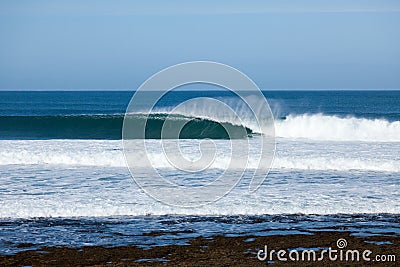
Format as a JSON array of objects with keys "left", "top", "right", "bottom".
[{"left": 1, "top": 88, "right": 400, "bottom": 92}]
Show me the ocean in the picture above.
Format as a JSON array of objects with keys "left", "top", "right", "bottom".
[{"left": 0, "top": 90, "right": 399, "bottom": 255}]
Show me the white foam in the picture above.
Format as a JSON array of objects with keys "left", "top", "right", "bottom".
[
  {"left": 0, "top": 139, "right": 399, "bottom": 218},
  {"left": 0, "top": 139, "right": 399, "bottom": 172},
  {"left": 1, "top": 200, "right": 398, "bottom": 218},
  {"left": 1, "top": 174, "right": 398, "bottom": 218},
  {"left": 275, "top": 114, "right": 400, "bottom": 142},
  {"left": 273, "top": 156, "right": 400, "bottom": 172}
]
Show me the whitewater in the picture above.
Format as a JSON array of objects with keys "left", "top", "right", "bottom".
[
  {"left": 275, "top": 114, "right": 400, "bottom": 142},
  {"left": 0, "top": 138, "right": 399, "bottom": 172}
]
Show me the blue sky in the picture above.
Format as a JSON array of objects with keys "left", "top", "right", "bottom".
[{"left": 0, "top": 0, "right": 399, "bottom": 90}]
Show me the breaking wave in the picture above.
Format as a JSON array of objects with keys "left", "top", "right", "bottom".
[
  {"left": 275, "top": 114, "right": 400, "bottom": 142},
  {"left": 0, "top": 113, "right": 399, "bottom": 142}
]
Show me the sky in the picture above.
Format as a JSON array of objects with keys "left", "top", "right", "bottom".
[{"left": 0, "top": 0, "right": 399, "bottom": 90}]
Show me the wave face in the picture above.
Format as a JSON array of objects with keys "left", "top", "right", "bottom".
[
  {"left": 0, "top": 114, "right": 251, "bottom": 140},
  {"left": 275, "top": 114, "right": 400, "bottom": 142},
  {"left": 124, "top": 113, "right": 252, "bottom": 139}
]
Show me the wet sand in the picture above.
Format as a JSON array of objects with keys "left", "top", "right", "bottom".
[{"left": 1, "top": 231, "right": 398, "bottom": 266}]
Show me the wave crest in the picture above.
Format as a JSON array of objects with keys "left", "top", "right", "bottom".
[{"left": 275, "top": 114, "right": 400, "bottom": 142}]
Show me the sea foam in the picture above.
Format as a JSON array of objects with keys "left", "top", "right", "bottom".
[
  {"left": 0, "top": 139, "right": 399, "bottom": 172},
  {"left": 275, "top": 114, "right": 400, "bottom": 142}
]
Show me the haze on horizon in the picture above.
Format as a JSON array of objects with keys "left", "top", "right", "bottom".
[{"left": 0, "top": 0, "right": 399, "bottom": 90}]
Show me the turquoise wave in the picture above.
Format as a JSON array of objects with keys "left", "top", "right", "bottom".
[{"left": 0, "top": 114, "right": 252, "bottom": 140}]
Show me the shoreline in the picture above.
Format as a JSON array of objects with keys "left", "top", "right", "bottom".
[{"left": 1, "top": 231, "right": 398, "bottom": 266}]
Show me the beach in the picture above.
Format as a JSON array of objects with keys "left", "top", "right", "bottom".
[{"left": 1, "top": 231, "right": 398, "bottom": 266}]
